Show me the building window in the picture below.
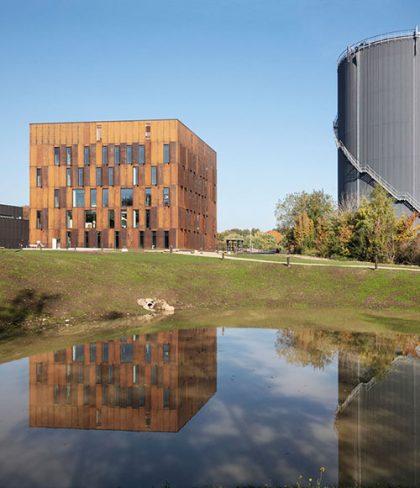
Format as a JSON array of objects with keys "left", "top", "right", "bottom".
[
  {"left": 72, "top": 345, "right": 85, "bottom": 362},
  {"left": 133, "top": 166, "right": 139, "bottom": 185},
  {"left": 151, "top": 365, "right": 158, "bottom": 385},
  {"left": 108, "top": 167, "right": 114, "bottom": 186},
  {"left": 66, "top": 210, "right": 73, "bottom": 228},
  {"left": 163, "top": 388, "right": 170, "bottom": 408},
  {"left": 102, "top": 188, "right": 109, "bottom": 208},
  {"left": 90, "top": 189, "right": 97, "bottom": 208},
  {"left": 145, "top": 188, "right": 151, "bottom": 206},
  {"left": 85, "top": 231, "right": 89, "bottom": 248},
  {"left": 127, "top": 145, "right": 132, "bottom": 164},
  {"left": 163, "top": 343, "right": 170, "bottom": 362},
  {"left": 121, "top": 343, "right": 133, "bottom": 363},
  {"left": 163, "top": 187, "right": 170, "bottom": 207},
  {"left": 90, "top": 343, "right": 96, "bottom": 362},
  {"left": 115, "top": 145, "right": 120, "bottom": 164},
  {"left": 103, "top": 343, "right": 109, "bottom": 362},
  {"left": 102, "top": 146, "right": 107, "bottom": 165},
  {"left": 108, "top": 209, "right": 115, "bottom": 228},
  {"left": 66, "top": 168, "right": 72, "bottom": 187},
  {"left": 139, "top": 230, "right": 144, "bottom": 248},
  {"left": 164, "top": 231, "right": 170, "bottom": 249},
  {"left": 145, "top": 343, "right": 151, "bottom": 363},
  {"left": 139, "top": 387, "right": 145, "bottom": 407},
  {"left": 84, "top": 146, "right": 90, "bottom": 166},
  {"left": 85, "top": 210, "right": 96, "bottom": 229},
  {"left": 96, "top": 167, "right": 102, "bottom": 186},
  {"left": 139, "top": 144, "right": 145, "bottom": 164},
  {"left": 36, "top": 210, "right": 42, "bottom": 229},
  {"left": 133, "top": 209, "right": 139, "bottom": 228},
  {"left": 96, "top": 231, "right": 101, "bottom": 248},
  {"left": 121, "top": 188, "right": 133, "bottom": 207},
  {"left": 54, "top": 189, "right": 59, "bottom": 208},
  {"left": 151, "top": 166, "right": 157, "bottom": 185},
  {"left": 121, "top": 210, "right": 127, "bottom": 229},
  {"left": 132, "top": 365, "right": 139, "bottom": 384},
  {"left": 72, "top": 189, "right": 84, "bottom": 207},
  {"left": 66, "top": 147, "right": 72, "bottom": 165},
  {"left": 145, "top": 209, "right": 150, "bottom": 229},
  {"left": 36, "top": 168, "right": 42, "bottom": 187},
  {"left": 36, "top": 363, "right": 46, "bottom": 383},
  {"left": 163, "top": 144, "right": 170, "bottom": 163},
  {"left": 78, "top": 168, "right": 84, "bottom": 186},
  {"left": 54, "top": 147, "right": 60, "bottom": 166},
  {"left": 152, "top": 231, "right": 156, "bottom": 248}
]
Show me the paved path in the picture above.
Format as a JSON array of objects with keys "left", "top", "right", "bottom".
[{"left": 175, "top": 251, "right": 420, "bottom": 273}]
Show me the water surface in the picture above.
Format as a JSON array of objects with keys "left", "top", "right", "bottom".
[{"left": 0, "top": 325, "right": 419, "bottom": 487}]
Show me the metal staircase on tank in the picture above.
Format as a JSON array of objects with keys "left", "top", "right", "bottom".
[{"left": 333, "top": 119, "right": 420, "bottom": 213}]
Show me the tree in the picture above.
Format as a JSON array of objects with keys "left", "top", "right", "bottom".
[
  {"left": 349, "top": 185, "right": 396, "bottom": 262},
  {"left": 248, "top": 231, "right": 277, "bottom": 251},
  {"left": 275, "top": 190, "right": 335, "bottom": 231},
  {"left": 292, "top": 211, "right": 314, "bottom": 253}
]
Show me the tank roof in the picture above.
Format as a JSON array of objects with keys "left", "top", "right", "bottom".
[{"left": 337, "top": 27, "right": 420, "bottom": 65}]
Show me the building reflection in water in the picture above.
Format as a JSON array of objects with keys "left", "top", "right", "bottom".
[
  {"left": 337, "top": 346, "right": 420, "bottom": 487},
  {"left": 277, "top": 328, "right": 420, "bottom": 486},
  {"left": 29, "top": 328, "right": 217, "bottom": 432}
]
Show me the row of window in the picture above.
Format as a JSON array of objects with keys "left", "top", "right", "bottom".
[
  {"left": 52, "top": 383, "right": 172, "bottom": 410},
  {"left": 70, "top": 230, "right": 167, "bottom": 250},
  {"left": 60, "top": 342, "right": 171, "bottom": 364},
  {"left": 37, "top": 208, "right": 159, "bottom": 230},
  {"left": 37, "top": 166, "right": 159, "bottom": 188},
  {"left": 53, "top": 187, "right": 170, "bottom": 208},
  {"left": 53, "top": 144, "right": 170, "bottom": 166}
]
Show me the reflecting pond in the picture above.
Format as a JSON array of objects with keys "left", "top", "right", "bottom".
[{"left": 0, "top": 325, "right": 419, "bottom": 487}]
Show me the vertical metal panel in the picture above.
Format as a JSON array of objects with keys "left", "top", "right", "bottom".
[
  {"left": 71, "top": 145, "right": 78, "bottom": 166},
  {"left": 108, "top": 144, "right": 115, "bottom": 165},
  {"left": 120, "top": 144, "right": 127, "bottom": 164},
  {"left": 132, "top": 143, "right": 139, "bottom": 164},
  {"left": 169, "top": 142, "right": 177, "bottom": 163},
  {"left": 89, "top": 144, "right": 96, "bottom": 165}
]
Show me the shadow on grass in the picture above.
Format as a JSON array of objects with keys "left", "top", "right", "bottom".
[
  {"left": 100, "top": 311, "right": 125, "bottom": 320},
  {"left": 0, "top": 288, "right": 60, "bottom": 339},
  {"left": 363, "top": 313, "right": 420, "bottom": 333}
]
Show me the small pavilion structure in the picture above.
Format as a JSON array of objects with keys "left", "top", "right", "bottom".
[{"left": 225, "top": 237, "right": 244, "bottom": 253}]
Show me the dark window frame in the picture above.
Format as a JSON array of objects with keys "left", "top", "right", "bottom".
[
  {"left": 84, "top": 146, "right": 90, "bottom": 166},
  {"left": 121, "top": 188, "right": 134, "bottom": 207}
]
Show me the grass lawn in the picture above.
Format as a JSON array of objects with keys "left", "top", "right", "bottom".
[
  {"left": 232, "top": 252, "right": 420, "bottom": 269},
  {"left": 0, "top": 249, "right": 418, "bottom": 331}
]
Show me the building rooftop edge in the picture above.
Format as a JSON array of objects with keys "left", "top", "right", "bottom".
[{"left": 29, "top": 118, "right": 216, "bottom": 153}]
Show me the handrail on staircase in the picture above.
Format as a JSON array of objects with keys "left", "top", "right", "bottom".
[{"left": 333, "top": 121, "right": 420, "bottom": 213}]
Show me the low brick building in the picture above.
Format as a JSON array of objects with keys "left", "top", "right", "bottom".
[{"left": 0, "top": 204, "right": 29, "bottom": 248}]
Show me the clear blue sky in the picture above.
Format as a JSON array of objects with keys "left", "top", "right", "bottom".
[{"left": 1, "top": 0, "right": 418, "bottom": 230}]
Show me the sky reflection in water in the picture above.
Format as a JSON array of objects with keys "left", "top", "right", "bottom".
[{"left": 0, "top": 326, "right": 418, "bottom": 488}]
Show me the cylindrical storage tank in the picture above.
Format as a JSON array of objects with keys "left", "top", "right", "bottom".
[{"left": 337, "top": 30, "right": 420, "bottom": 215}]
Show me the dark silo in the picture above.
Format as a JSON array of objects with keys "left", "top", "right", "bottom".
[{"left": 336, "top": 29, "right": 420, "bottom": 214}]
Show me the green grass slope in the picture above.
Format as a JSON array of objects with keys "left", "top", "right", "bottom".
[{"left": 0, "top": 250, "right": 419, "bottom": 328}]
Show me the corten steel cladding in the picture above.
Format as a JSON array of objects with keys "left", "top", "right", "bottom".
[
  {"left": 337, "top": 30, "right": 420, "bottom": 214},
  {"left": 29, "top": 120, "right": 217, "bottom": 250}
]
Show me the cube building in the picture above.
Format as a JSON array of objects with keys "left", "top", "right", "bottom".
[{"left": 29, "top": 119, "right": 217, "bottom": 250}]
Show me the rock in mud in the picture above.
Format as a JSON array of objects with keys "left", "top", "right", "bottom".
[{"left": 137, "top": 298, "right": 175, "bottom": 314}]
